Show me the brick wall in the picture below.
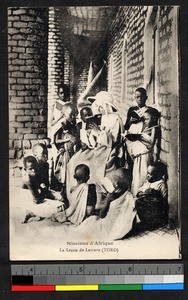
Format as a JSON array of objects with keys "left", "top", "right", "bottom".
[
  {"left": 76, "top": 60, "right": 90, "bottom": 99},
  {"left": 8, "top": 7, "right": 48, "bottom": 159},
  {"left": 107, "top": 6, "right": 180, "bottom": 220},
  {"left": 47, "top": 8, "right": 77, "bottom": 130},
  {"left": 157, "top": 6, "right": 179, "bottom": 219},
  {"left": 107, "top": 6, "right": 145, "bottom": 123},
  {"left": 48, "top": 7, "right": 65, "bottom": 133}
]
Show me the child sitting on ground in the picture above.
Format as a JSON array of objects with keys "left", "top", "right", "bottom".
[
  {"left": 22, "top": 155, "right": 44, "bottom": 204},
  {"left": 32, "top": 143, "right": 49, "bottom": 190},
  {"left": 75, "top": 168, "right": 136, "bottom": 241},
  {"left": 22, "top": 143, "right": 63, "bottom": 204},
  {"left": 51, "top": 164, "right": 97, "bottom": 225},
  {"left": 135, "top": 161, "right": 169, "bottom": 230},
  {"left": 98, "top": 168, "right": 132, "bottom": 219}
]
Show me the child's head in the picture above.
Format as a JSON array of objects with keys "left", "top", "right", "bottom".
[
  {"left": 80, "top": 107, "right": 93, "bottom": 123},
  {"left": 61, "top": 103, "right": 77, "bottom": 126},
  {"left": 144, "top": 107, "right": 160, "bottom": 127},
  {"left": 74, "top": 164, "right": 90, "bottom": 183},
  {"left": 135, "top": 87, "right": 148, "bottom": 108},
  {"left": 23, "top": 156, "right": 38, "bottom": 177},
  {"left": 108, "top": 169, "right": 131, "bottom": 195},
  {"left": 32, "top": 143, "right": 48, "bottom": 163},
  {"left": 58, "top": 84, "right": 70, "bottom": 102},
  {"left": 147, "top": 161, "right": 168, "bottom": 183}
]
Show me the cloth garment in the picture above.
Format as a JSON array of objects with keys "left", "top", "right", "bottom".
[
  {"left": 53, "top": 129, "right": 77, "bottom": 184},
  {"left": 65, "top": 183, "right": 89, "bottom": 225},
  {"left": 25, "top": 199, "right": 65, "bottom": 219},
  {"left": 126, "top": 122, "right": 156, "bottom": 196},
  {"left": 137, "top": 179, "right": 168, "bottom": 200},
  {"left": 66, "top": 144, "right": 113, "bottom": 202},
  {"left": 79, "top": 121, "right": 97, "bottom": 149},
  {"left": 75, "top": 190, "right": 136, "bottom": 240},
  {"left": 66, "top": 101, "right": 124, "bottom": 202},
  {"left": 50, "top": 101, "right": 78, "bottom": 185}
]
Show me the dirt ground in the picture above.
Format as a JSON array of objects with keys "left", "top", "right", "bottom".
[{"left": 9, "top": 175, "right": 180, "bottom": 261}]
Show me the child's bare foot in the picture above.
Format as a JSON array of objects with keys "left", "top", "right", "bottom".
[
  {"left": 34, "top": 199, "right": 45, "bottom": 204},
  {"left": 22, "top": 211, "right": 36, "bottom": 223},
  {"left": 27, "top": 216, "right": 44, "bottom": 223},
  {"left": 57, "top": 203, "right": 66, "bottom": 212},
  {"left": 51, "top": 211, "right": 66, "bottom": 223}
]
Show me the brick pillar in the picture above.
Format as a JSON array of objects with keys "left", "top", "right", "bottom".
[
  {"left": 47, "top": 7, "right": 65, "bottom": 135},
  {"left": 8, "top": 7, "right": 48, "bottom": 159}
]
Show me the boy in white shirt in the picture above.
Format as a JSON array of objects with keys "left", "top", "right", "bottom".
[{"left": 135, "top": 161, "right": 168, "bottom": 230}]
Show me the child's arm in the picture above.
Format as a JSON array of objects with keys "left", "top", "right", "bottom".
[
  {"left": 38, "top": 162, "right": 49, "bottom": 190},
  {"left": 139, "top": 127, "right": 157, "bottom": 149},
  {"left": 136, "top": 181, "right": 148, "bottom": 197},
  {"left": 51, "top": 105, "right": 65, "bottom": 127},
  {"left": 54, "top": 129, "right": 70, "bottom": 146},
  {"left": 125, "top": 109, "right": 142, "bottom": 130},
  {"left": 87, "top": 184, "right": 97, "bottom": 210},
  {"left": 99, "top": 193, "right": 116, "bottom": 218},
  {"left": 154, "top": 126, "right": 161, "bottom": 161},
  {"left": 86, "top": 206, "right": 95, "bottom": 217},
  {"left": 24, "top": 177, "right": 42, "bottom": 203},
  {"left": 158, "top": 182, "right": 168, "bottom": 201},
  {"left": 70, "top": 185, "right": 76, "bottom": 193}
]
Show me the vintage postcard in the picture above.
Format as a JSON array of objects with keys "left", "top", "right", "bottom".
[{"left": 9, "top": 5, "right": 180, "bottom": 260}]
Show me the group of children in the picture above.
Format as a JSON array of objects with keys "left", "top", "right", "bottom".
[
  {"left": 22, "top": 143, "right": 168, "bottom": 231},
  {"left": 21, "top": 86, "right": 169, "bottom": 233}
]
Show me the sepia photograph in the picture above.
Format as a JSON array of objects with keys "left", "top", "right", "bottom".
[{"left": 9, "top": 5, "right": 180, "bottom": 260}]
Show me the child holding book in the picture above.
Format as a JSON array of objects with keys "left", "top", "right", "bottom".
[
  {"left": 52, "top": 103, "right": 78, "bottom": 198},
  {"left": 77, "top": 106, "right": 98, "bottom": 150},
  {"left": 125, "top": 107, "right": 161, "bottom": 196}
]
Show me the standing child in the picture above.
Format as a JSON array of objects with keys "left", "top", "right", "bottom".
[
  {"left": 52, "top": 103, "right": 78, "bottom": 195},
  {"left": 78, "top": 106, "right": 97, "bottom": 150},
  {"left": 135, "top": 161, "right": 168, "bottom": 230},
  {"left": 125, "top": 107, "right": 161, "bottom": 195},
  {"left": 51, "top": 84, "right": 71, "bottom": 127}
]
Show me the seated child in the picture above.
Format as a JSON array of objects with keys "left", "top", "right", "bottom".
[
  {"left": 70, "top": 164, "right": 97, "bottom": 217},
  {"left": 51, "top": 164, "right": 97, "bottom": 225},
  {"left": 22, "top": 143, "right": 62, "bottom": 204},
  {"left": 32, "top": 143, "right": 49, "bottom": 190},
  {"left": 75, "top": 168, "right": 136, "bottom": 241},
  {"left": 135, "top": 161, "right": 169, "bottom": 230},
  {"left": 99, "top": 168, "right": 132, "bottom": 219},
  {"left": 78, "top": 106, "right": 97, "bottom": 150},
  {"left": 22, "top": 155, "right": 46, "bottom": 204}
]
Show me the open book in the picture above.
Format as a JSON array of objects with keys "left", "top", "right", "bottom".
[
  {"left": 121, "top": 132, "right": 142, "bottom": 141},
  {"left": 55, "top": 99, "right": 65, "bottom": 111},
  {"left": 85, "top": 114, "right": 102, "bottom": 130}
]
